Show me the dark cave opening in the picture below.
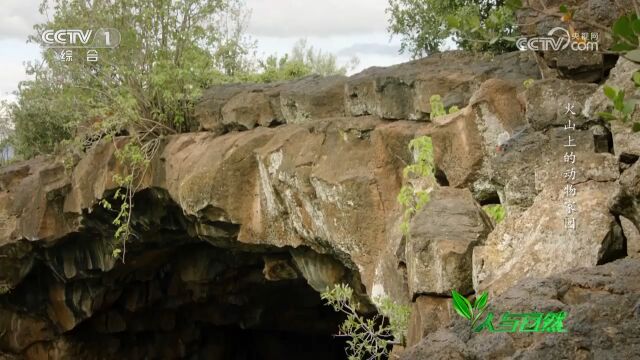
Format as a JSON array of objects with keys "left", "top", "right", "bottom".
[{"left": 2, "top": 188, "right": 354, "bottom": 360}]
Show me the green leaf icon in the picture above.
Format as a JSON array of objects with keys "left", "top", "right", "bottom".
[
  {"left": 451, "top": 290, "right": 473, "bottom": 320},
  {"left": 473, "top": 291, "right": 488, "bottom": 311}
]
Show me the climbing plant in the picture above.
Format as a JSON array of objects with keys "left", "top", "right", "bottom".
[
  {"left": 99, "top": 139, "right": 160, "bottom": 262},
  {"left": 397, "top": 136, "right": 435, "bottom": 235},
  {"left": 397, "top": 95, "right": 458, "bottom": 236},
  {"left": 429, "top": 94, "right": 459, "bottom": 119},
  {"left": 321, "top": 284, "right": 410, "bottom": 360}
]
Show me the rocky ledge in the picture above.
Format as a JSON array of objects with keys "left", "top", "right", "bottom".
[{"left": 1, "top": 49, "right": 640, "bottom": 359}]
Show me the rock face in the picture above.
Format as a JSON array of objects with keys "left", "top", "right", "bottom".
[
  {"left": 2, "top": 49, "right": 640, "bottom": 359},
  {"left": 402, "top": 258, "right": 640, "bottom": 360},
  {"left": 473, "top": 181, "right": 623, "bottom": 294},
  {"left": 195, "top": 51, "right": 540, "bottom": 132}
]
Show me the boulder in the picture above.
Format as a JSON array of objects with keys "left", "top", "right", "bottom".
[
  {"left": 345, "top": 51, "right": 539, "bottom": 120},
  {"left": 221, "top": 91, "right": 278, "bottom": 130},
  {"left": 611, "top": 161, "right": 640, "bottom": 252},
  {"left": 194, "top": 83, "right": 268, "bottom": 132},
  {"left": 620, "top": 216, "right": 640, "bottom": 258},
  {"left": 523, "top": 78, "right": 597, "bottom": 131},
  {"left": 407, "top": 187, "right": 492, "bottom": 297},
  {"left": 431, "top": 79, "right": 528, "bottom": 201},
  {"left": 473, "top": 181, "right": 623, "bottom": 295},
  {"left": 406, "top": 296, "right": 454, "bottom": 348},
  {"left": 403, "top": 258, "right": 640, "bottom": 359},
  {"left": 278, "top": 75, "right": 347, "bottom": 123}
]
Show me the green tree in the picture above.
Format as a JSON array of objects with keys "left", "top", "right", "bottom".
[
  {"left": 288, "top": 39, "right": 358, "bottom": 76},
  {"left": 10, "top": 0, "right": 255, "bottom": 158},
  {"left": 7, "top": 0, "right": 257, "bottom": 260},
  {"left": 254, "top": 39, "right": 359, "bottom": 83},
  {"left": 386, "top": 0, "right": 521, "bottom": 57}
]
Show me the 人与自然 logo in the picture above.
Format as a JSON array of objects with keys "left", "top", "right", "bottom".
[
  {"left": 516, "top": 26, "right": 598, "bottom": 52},
  {"left": 451, "top": 290, "right": 567, "bottom": 333}
]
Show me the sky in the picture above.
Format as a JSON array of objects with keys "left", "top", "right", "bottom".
[{"left": 0, "top": 0, "right": 411, "bottom": 103}]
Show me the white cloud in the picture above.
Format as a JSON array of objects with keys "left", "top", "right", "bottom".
[
  {"left": 0, "top": 0, "right": 45, "bottom": 41},
  {"left": 246, "top": 0, "right": 390, "bottom": 37},
  {"left": 0, "top": 40, "right": 40, "bottom": 102},
  {"left": 337, "top": 43, "right": 400, "bottom": 56}
]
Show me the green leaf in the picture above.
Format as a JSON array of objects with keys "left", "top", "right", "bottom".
[
  {"left": 613, "top": 16, "right": 634, "bottom": 41},
  {"left": 611, "top": 43, "right": 637, "bottom": 52},
  {"left": 626, "top": 49, "right": 640, "bottom": 63},
  {"left": 597, "top": 112, "right": 617, "bottom": 121},
  {"left": 614, "top": 90, "right": 626, "bottom": 110},
  {"left": 633, "top": 18, "right": 640, "bottom": 34},
  {"left": 488, "top": 14, "right": 499, "bottom": 26},
  {"left": 603, "top": 86, "right": 617, "bottom": 100},
  {"left": 446, "top": 15, "right": 461, "bottom": 29},
  {"left": 473, "top": 291, "right": 489, "bottom": 311},
  {"left": 468, "top": 15, "right": 481, "bottom": 30},
  {"left": 505, "top": 0, "right": 523, "bottom": 9},
  {"left": 633, "top": 71, "right": 640, "bottom": 87},
  {"left": 559, "top": 4, "right": 568, "bottom": 13},
  {"left": 623, "top": 101, "right": 637, "bottom": 115},
  {"left": 451, "top": 290, "right": 473, "bottom": 320}
]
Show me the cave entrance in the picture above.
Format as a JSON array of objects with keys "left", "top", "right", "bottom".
[
  {"left": 60, "top": 243, "right": 348, "bottom": 360},
  {"left": 4, "top": 189, "right": 353, "bottom": 360}
]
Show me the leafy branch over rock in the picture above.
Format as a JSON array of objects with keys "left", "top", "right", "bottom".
[
  {"left": 321, "top": 284, "right": 410, "bottom": 360},
  {"left": 598, "top": 72, "right": 640, "bottom": 131}
]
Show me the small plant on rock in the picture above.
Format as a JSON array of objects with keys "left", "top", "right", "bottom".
[
  {"left": 598, "top": 73, "right": 640, "bottom": 131},
  {"left": 99, "top": 139, "right": 160, "bottom": 262},
  {"left": 483, "top": 204, "right": 506, "bottom": 224},
  {"left": 429, "top": 94, "right": 459, "bottom": 120},
  {"left": 397, "top": 135, "right": 437, "bottom": 235},
  {"left": 321, "top": 284, "right": 410, "bottom": 360}
]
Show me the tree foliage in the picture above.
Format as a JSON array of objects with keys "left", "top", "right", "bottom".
[
  {"left": 253, "top": 39, "right": 359, "bottom": 83},
  {"left": 321, "top": 284, "right": 410, "bottom": 360},
  {"left": 386, "top": 0, "right": 521, "bottom": 57}
]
